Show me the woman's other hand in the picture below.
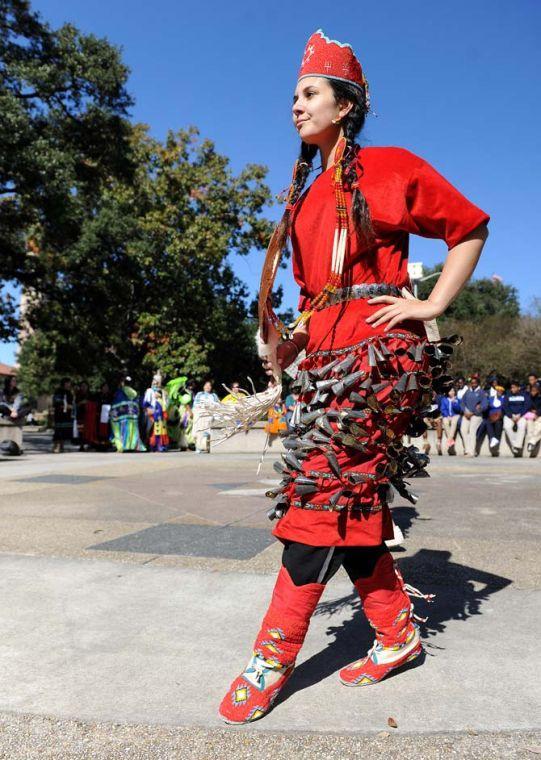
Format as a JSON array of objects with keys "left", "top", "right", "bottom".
[{"left": 365, "top": 296, "right": 442, "bottom": 331}]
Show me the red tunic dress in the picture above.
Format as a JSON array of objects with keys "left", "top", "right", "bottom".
[{"left": 271, "top": 146, "right": 489, "bottom": 548}]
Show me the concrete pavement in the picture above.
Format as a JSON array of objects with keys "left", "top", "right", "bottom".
[{"left": 0, "top": 439, "right": 540, "bottom": 757}]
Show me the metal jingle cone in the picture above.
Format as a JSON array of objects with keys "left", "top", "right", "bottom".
[
  {"left": 330, "top": 381, "right": 345, "bottom": 397},
  {"left": 290, "top": 402, "right": 302, "bottom": 429},
  {"left": 372, "top": 343, "right": 385, "bottom": 363},
  {"left": 309, "top": 357, "right": 341, "bottom": 379},
  {"left": 290, "top": 377, "right": 302, "bottom": 392},
  {"left": 414, "top": 342, "right": 426, "bottom": 363},
  {"left": 265, "top": 485, "right": 287, "bottom": 498},
  {"left": 387, "top": 460, "right": 398, "bottom": 475},
  {"left": 283, "top": 437, "right": 302, "bottom": 449},
  {"left": 316, "top": 415, "right": 335, "bottom": 436},
  {"left": 367, "top": 343, "right": 377, "bottom": 367},
  {"left": 436, "top": 344, "right": 454, "bottom": 356},
  {"left": 342, "top": 408, "right": 367, "bottom": 420},
  {"left": 377, "top": 339, "right": 393, "bottom": 357},
  {"left": 295, "top": 475, "right": 317, "bottom": 486},
  {"left": 297, "top": 439, "right": 320, "bottom": 451},
  {"left": 371, "top": 381, "right": 391, "bottom": 395},
  {"left": 387, "top": 442, "right": 404, "bottom": 459},
  {"left": 291, "top": 370, "right": 305, "bottom": 391},
  {"left": 341, "top": 370, "right": 365, "bottom": 390},
  {"left": 311, "top": 430, "right": 332, "bottom": 445},
  {"left": 332, "top": 354, "right": 356, "bottom": 376},
  {"left": 329, "top": 489, "right": 345, "bottom": 508},
  {"left": 324, "top": 449, "right": 342, "bottom": 478},
  {"left": 283, "top": 451, "right": 303, "bottom": 471},
  {"left": 391, "top": 478, "right": 419, "bottom": 505},
  {"left": 359, "top": 376, "right": 373, "bottom": 391},
  {"left": 310, "top": 389, "right": 330, "bottom": 407},
  {"left": 406, "top": 373, "right": 419, "bottom": 392},
  {"left": 301, "top": 410, "right": 322, "bottom": 426},
  {"left": 325, "top": 409, "right": 341, "bottom": 419},
  {"left": 316, "top": 377, "right": 337, "bottom": 391},
  {"left": 366, "top": 394, "right": 380, "bottom": 412},
  {"left": 273, "top": 460, "right": 288, "bottom": 474},
  {"left": 348, "top": 422, "right": 370, "bottom": 438},
  {"left": 441, "top": 333, "right": 462, "bottom": 346},
  {"left": 301, "top": 375, "right": 315, "bottom": 395},
  {"left": 334, "top": 432, "right": 367, "bottom": 452},
  {"left": 417, "top": 373, "right": 432, "bottom": 389},
  {"left": 393, "top": 372, "right": 409, "bottom": 395},
  {"left": 349, "top": 392, "right": 368, "bottom": 407},
  {"left": 295, "top": 483, "right": 318, "bottom": 496}
]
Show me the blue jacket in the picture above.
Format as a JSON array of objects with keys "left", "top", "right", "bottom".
[
  {"left": 502, "top": 391, "right": 531, "bottom": 417},
  {"left": 460, "top": 388, "right": 489, "bottom": 415},
  {"left": 439, "top": 396, "right": 461, "bottom": 417}
]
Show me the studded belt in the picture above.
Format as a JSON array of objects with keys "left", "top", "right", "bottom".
[{"left": 326, "top": 283, "right": 401, "bottom": 306}]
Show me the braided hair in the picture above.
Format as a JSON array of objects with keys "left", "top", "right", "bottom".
[{"left": 330, "top": 79, "right": 375, "bottom": 245}]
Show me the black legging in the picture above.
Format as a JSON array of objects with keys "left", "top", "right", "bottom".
[{"left": 281, "top": 540, "right": 388, "bottom": 586}]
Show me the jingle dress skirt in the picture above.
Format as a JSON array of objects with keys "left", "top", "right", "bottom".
[{"left": 269, "top": 326, "right": 459, "bottom": 547}]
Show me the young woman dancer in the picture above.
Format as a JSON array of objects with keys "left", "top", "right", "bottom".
[{"left": 219, "top": 29, "right": 489, "bottom": 724}]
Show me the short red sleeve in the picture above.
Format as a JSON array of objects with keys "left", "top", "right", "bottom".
[{"left": 404, "top": 157, "right": 490, "bottom": 249}]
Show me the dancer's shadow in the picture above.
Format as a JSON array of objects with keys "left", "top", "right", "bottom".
[{"left": 276, "top": 549, "right": 511, "bottom": 705}]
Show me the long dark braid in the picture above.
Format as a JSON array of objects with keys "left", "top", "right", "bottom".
[
  {"left": 330, "top": 79, "right": 375, "bottom": 245},
  {"left": 271, "top": 142, "right": 318, "bottom": 259}
]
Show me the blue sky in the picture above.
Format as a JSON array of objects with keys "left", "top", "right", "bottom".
[{"left": 1, "top": 0, "right": 540, "bottom": 366}]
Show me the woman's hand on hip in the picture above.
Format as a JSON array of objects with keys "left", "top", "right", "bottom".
[{"left": 365, "top": 296, "right": 442, "bottom": 330}]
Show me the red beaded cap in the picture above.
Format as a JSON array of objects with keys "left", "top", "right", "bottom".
[{"left": 298, "top": 29, "right": 369, "bottom": 99}]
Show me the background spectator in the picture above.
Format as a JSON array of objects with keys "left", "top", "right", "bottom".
[
  {"left": 284, "top": 389, "right": 299, "bottom": 432},
  {"left": 52, "top": 378, "right": 74, "bottom": 453},
  {"left": 193, "top": 380, "right": 219, "bottom": 453},
  {"left": 439, "top": 388, "right": 461, "bottom": 455},
  {"left": 525, "top": 382, "right": 541, "bottom": 458},
  {"left": 502, "top": 380, "right": 530, "bottom": 457},
  {"left": 476, "top": 384, "right": 505, "bottom": 457},
  {"left": 460, "top": 375, "right": 488, "bottom": 456}
]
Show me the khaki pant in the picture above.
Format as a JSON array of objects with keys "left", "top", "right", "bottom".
[
  {"left": 442, "top": 415, "right": 459, "bottom": 442},
  {"left": 503, "top": 415, "right": 527, "bottom": 452},
  {"left": 526, "top": 416, "right": 541, "bottom": 448},
  {"left": 460, "top": 414, "right": 482, "bottom": 455}
]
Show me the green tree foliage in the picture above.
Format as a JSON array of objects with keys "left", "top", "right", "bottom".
[
  {"left": 415, "top": 264, "right": 520, "bottom": 321},
  {"left": 17, "top": 126, "right": 273, "bottom": 394},
  {"left": 0, "top": 0, "right": 134, "bottom": 333},
  {"left": 443, "top": 315, "right": 541, "bottom": 382}
]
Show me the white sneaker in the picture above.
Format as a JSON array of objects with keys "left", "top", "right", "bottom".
[{"left": 489, "top": 437, "right": 499, "bottom": 448}]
